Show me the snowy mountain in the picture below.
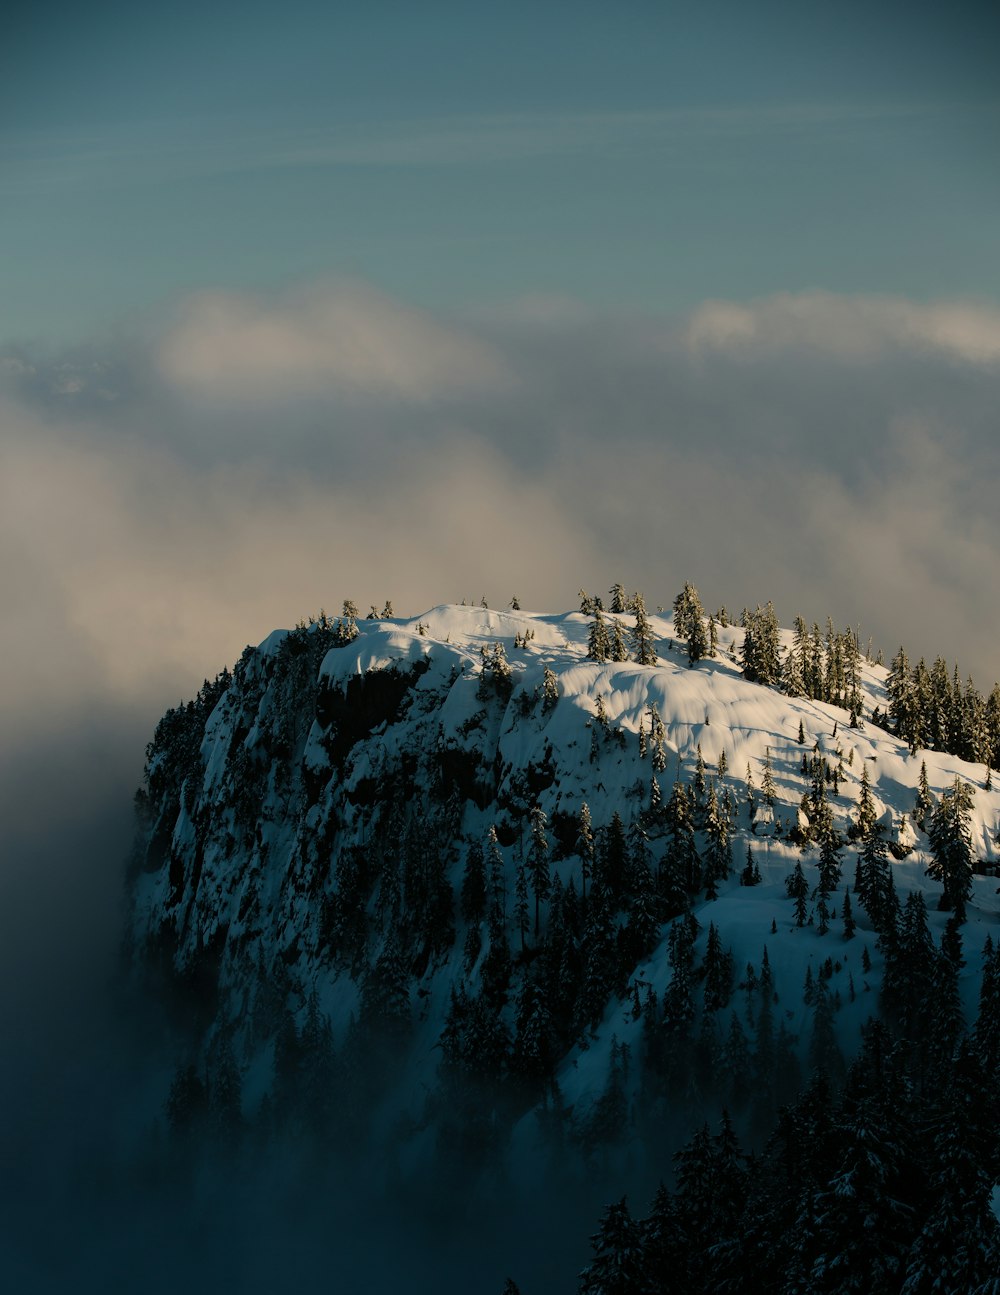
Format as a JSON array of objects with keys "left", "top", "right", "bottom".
[{"left": 127, "top": 598, "right": 1000, "bottom": 1160}]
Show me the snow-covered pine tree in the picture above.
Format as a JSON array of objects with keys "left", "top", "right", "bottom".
[
  {"left": 609, "top": 618, "right": 629, "bottom": 662},
  {"left": 856, "top": 823, "right": 898, "bottom": 936},
  {"left": 587, "top": 606, "right": 610, "bottom": 663},
  {"left": 578, "top": 1197, "right": 648, "bottom": 1295},
  {"left": 577, "top": 802, "right": 595, "bottom": 906},
  {"left": 631, "top": 592, "right": 657, "bottom": 666},
  {"left": 913, "top": 759, "right": 933, "bottom": 829},
  {"left": 761, "top": 748, "right": 777, "bottom": 808},
  {"left": 926, "top": 777, "right": 976, "bottom": 921},
  {"left": 741, "top": 602, "right": 781, "bottom": 686},
  {"left": 527, "top": 805, "right": 551, "bottom": 937}
]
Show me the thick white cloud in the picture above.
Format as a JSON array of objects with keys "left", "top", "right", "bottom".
[
  {"left": 157, "top": 281, "right": 510, "bottom": 402},
  {"left": 0, "top": 400, "right": 596, "bottom": 739},
  {"left": 687, "top": 292, "right": 1000, "bottom": 365},
  {"left": 3, "top": 282, "right": 1000, "bottom": 751}
]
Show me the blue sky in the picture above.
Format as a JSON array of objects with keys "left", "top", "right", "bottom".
[
  {"left": 2, "top": 0, "right": 998, "bottom": 343},
  {"left": 2, "top": 0, "right": 1000, "bottom": 728}
]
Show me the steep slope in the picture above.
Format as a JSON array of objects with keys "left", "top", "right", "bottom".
[{"left": 127, "top": 601, "right": 1000, "bottom": 1158}]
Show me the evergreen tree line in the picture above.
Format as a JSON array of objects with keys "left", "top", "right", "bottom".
[
  {"left": 584, "top": 580, "right": 1000, "bottom": 775},
  {"left": 885, "top": 646, "right": 1000, "bottom": 772},
  {"left": 567, "top": 933, "right": 1000, "bottom": 1295}
]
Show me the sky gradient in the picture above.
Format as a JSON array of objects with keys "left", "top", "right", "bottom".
[
  {"left": 1, "top": 1, "right": 999, "bottom": 764},
  {"left": 2, "top": 1, "right": 999, "bottom": 341}
]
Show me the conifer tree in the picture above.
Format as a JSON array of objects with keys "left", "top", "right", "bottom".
[
  {"left": 745, "top": 762, "right": 756, "bottom": 813},
  {"left": 541, "top": 665, "right": 559, "bottom": 713},
  {"left": 806, "top": 1045, "right": 916, "bottom": 1292},
  {"left": 926, "top": 777, "right": 976, "bottom": 921},
  {"left": 639, "top": 1184, "right": 688, "bottom": 1287},
  {"left": 486, "top": 825, "right": 506, "bottom": 924},
  {"left": 899, "top": 1042, "right": 1000, "bottom": 1293},
  {"left": 740, "top": 844, "right": 762, "bottom": 886},
  {"left": 703, "top": 922, "right": 735, "bottom": 1013},
  {"left": 686, "top": 610, "right": 709, "bottom": 665},
  {"left": 665, "top": 782, "right": 701, "bottom": 894},
  {"left": 856, "top": 823, "right": 898, "bottom": 936},
  {"left": 514, "top": 854, "right": 529, "bottom": 952},
  {"left": 512, "top": 976, "right": 553, "bottom": 1088},
  {"left": 887, "top": 647, "right": 917, "bottom": 746},
  {"left": 588, "top": 607, "right": 610, "bottom": 663},
  {"left": 625, "top": 829, "right": 660, "bottom": 961},
  {"left": 923, "top": 922, "right": 965, "bottom": 1089},
  {"left": 854, "top": 761, "right": 878, "bottom": 838},
  {"left": 720, "top": 1012, "right": 752, "bottom": 1113},
  {"left": 703, "top": 783, "right": 733, "bottom": 889},
  {"left": 577, "top": 802, "right": 595, "bottom": 907},
  {"left": 579, "top": 893, "right": 620, "bottom": 1032},
  {"left": 631, "top": 592, "right": 657, "bottom": 666},
  {"left": 693, "top": 744, "right": 708, "bottom": 806},
  {"left": 660, "top": 917, "right": 697, "bottom": 1056},
  {"left": 783, "top": 639, "right": 806, "bottom": 697},
  {"left": 598, "top": 811, "right": 629, "bottom": 904},
  {"left": 817, "top": 819, "right": 843, "bottom": 896},
  {"left": 672, "top": 581, "right": 700, "bottom": 641},
  {"left": 647, "top": 703, "right": 667, "bottom": 772},
  {"left": 527, "top": 805, "right": 551, "bottom": 937},
  {"left": 341, "top": 599, "right": 360, "bottom": 638},
  {"left": 785, "top": 861, "right": 809, "bottom": 926},
  {"left": 609, "top": 619, "right": 629, "bottom": 663},
  {"left": 578, "top": 1197, "right": 648, "bottom": 1295},
  {"left": 881, "top": 890, "right": 936, "bottom": 1061},
  {"left": 761, "top": 748, "right": 777, "bottom": 808},
  {"left": 985, "top": 682, "right": 1000, "bottom": 773},
  {"left": 741, "top": 602, "right": 781, "bottom": 686},
  {"left": 808, "top": 979, "right": 842, "bottom": 1080},
  {"left": 841, "top": 889, "right": 856, "bottom": 940},
  {"left": 973, "top": 935, "right": 1000, "bottom": 1077}
]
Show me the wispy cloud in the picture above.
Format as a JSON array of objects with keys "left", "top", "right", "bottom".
[
  {"left": 0, "top": 99, "right": 987, "bottom": 195},
  {"left": 687, "top": 292, "right": 1000, "bottom": 366}
]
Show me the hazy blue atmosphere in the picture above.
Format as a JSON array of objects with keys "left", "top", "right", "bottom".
[{"left": 1, "top": 2, "right": 999, "bottom": 1290}]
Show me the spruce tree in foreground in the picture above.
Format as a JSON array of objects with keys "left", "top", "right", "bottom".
[{"left": 578, "top": 1197, "right": 647, "bottom": 1295}]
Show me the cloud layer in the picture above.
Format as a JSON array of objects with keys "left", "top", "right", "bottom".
[
  {"left": 158, "top": 281, "right": 510, "bottom": 402},
  {"left": 3, "top": 281, "right": 999, "bottom": 759},
  {"left": 687, "top": 292, "right": 1000, "bottom": 365}
]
